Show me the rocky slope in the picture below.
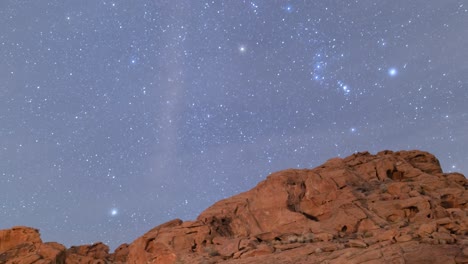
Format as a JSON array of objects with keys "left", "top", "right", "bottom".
[{"left": 1, "top": 150, "right": 467, "bottom": 264}]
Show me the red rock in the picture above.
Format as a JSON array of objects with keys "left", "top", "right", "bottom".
[
  {"left": 0, "top": 226, "right": 42, "bottom": 253},
  {"left": 321, "top": 243, "right": 339, "bottom": 252},
  {"left": 395, "top": 234, "right": 413, "bottom": 242},
  {"left": 358, "top": 218, "right": 379, "bottom": 234},
  {"left": 110, "top": 243, "right": 129, "bottom": 263},
  {"left": 453, "top": 252, "right": 468, "bottom": 263},
  {"left": 404, "top": 244, "right": 460, "bottom": 264},
  {"left": 67, "top": 242, "right": 109, "bottom": 259},
  {"left": 446, "top": 173, "right": 467, "bottom": 187},
  {"left": 255, "top": 232, "right": 280, "bottom": 242},
  {"left": 0, "top": 150, "right": 466, "bottom": 264},
  {"left": 387, "top": 182, "right": 411, "bottom": 195},
  {"left": 239, "top": 243, "right": 274, "bottom": 258},
  {"left": 348, "top": 248, "right": 383, "bottom": 263},
  {"left": 314, "top": 233, "right": 334, "bottom": 242},
  {"left": 455, "top": 255, "right": 468, "bottom": 264},
  {"left": 0, "top": 227, "right": 67, "bottom": 264},
  {"left": 432, "top": 232, "right": 456, "bottom": 244},
  {"left": 213, "top": 237, "right": 240, "bottom": 257},
  {"left": 348, "top": 239, "right": 367, "bottom": 248},
  {"left": 39, "top": 242, "right": 66, "bottom": 260},
  {"left": 436, "top": 217, "right": 452, "bottom": 225},
  {"left": 273, "top": 243, "right": 303, "bottom": 251},
  {"left": 418, "top": 223, "right": 436, "bottom": 237},
  {"left": 377, "top": 229, "right": 398, "bottom": 242}
]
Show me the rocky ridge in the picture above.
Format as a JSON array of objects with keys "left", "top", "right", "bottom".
[{"left": 1, "top": 150, "right": 467, "bottom": 263}]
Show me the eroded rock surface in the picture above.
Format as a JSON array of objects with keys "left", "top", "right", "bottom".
[
  {"left": 0, "top": 227, "right": 66, "bottom": 264},
  {"left": 1, "top": 150, "right": 467, "bottom": 263}
]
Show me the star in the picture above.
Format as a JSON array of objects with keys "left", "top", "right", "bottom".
[
  {"left": 337, "top": 81, "right": 350, "bottom": 95},
  {"left": 284, "top": 5, "right": 293, "bottom": 13},
  {"left": 342, "top": 85, "right": 350, "bottom": 94},
  {"left": 388, "top": 68, "right": 398, "bottom": 77},
  {"left": 110, "top": 209, "right": 118, "bottom": 216},
  {"left": 239, "top": 45, "right": 247, "bottom": 53}
]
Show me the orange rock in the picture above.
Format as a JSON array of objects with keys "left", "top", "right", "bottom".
[
  {"left": 395, "top": 234, "right": 413, "bottom": 242},
  {"left": 0, "top": 227, "right": 66, "bottom": 264},
  {"left": 0, "top": 150, "right": 466, "bottom": 264},
  {"left": 348, "top": 239, "right": 367, "bottom": 248},
  {"left": 67, "top": 242, "right": 109, "bottom": 259},
  {"left": 111, "top": 243, "right": 129, "bottom": 263},
  {"left": 418, "top": 223, "right": 436, "bottom": 237},
  {"left": 0, "top": 226, "right": 42, "bottom": 253},
  {"left": 432, "top": 232, "right": 456, "bottom": 244},
  {"left": 358, "top": 218, "right": 379, "bottom": 233},
  {"left": 240, "top": 243, "right": 274, "bottom": 258},
  {"left": 213, "top": 237, "right": 240, "bottom": 257},
  {"left": 387, "top": 182, "right": 411, "bottom": 195},
  {"left": 314, "top": 233, "right": 334, "bottom": 242},
  {"left": 377, "top": 229, "right": 398, "bottom": 242}
]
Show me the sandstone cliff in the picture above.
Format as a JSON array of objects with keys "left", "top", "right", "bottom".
[{"left": 1, "top": 150, "right": 467, "bottom": 263}]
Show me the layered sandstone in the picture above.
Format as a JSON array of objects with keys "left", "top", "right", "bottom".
[{"left": 1, "top": 150, "right": 467, "bottom": 263}]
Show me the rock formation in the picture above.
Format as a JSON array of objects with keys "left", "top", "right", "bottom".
[{"left": 1, "top": 150, "right": 467, "bottom": 263}]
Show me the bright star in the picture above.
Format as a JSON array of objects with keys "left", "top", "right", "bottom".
[
  {"left": 239, "top": 45, "right": 246, "bottom": 53},
  {"left": 337, "top": 81, "right": 350, "bottom": 94},
  {"left": 343, "top": 85, "right": 350, "bottom": 94},
  {"left": 388, "top": 68, "right": 398, "bottom": 76},
  {"left": 110, "top": 209, "right": 118, "bottom": 216}
]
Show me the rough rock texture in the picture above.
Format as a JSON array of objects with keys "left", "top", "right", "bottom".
[
  {"left": 1, "top": 150, "right": 467, "bottom": 264},
  {"left": 0, "top": 227, "right": 66, "bottom": 264}
]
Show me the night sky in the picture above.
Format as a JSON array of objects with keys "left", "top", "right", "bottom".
[{"left": 1, "top": 1, "right": 467, "bottom": 250}]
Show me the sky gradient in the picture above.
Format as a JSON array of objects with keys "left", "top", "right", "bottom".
[{"left": 1, "top": 0, "right": 467, "bottom": 250}]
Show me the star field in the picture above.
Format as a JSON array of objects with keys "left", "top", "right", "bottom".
[{"left": 1, "top": 1, "right": 467, "bottom": 250}]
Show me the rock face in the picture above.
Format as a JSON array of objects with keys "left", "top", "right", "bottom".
[
  {"left": 1, "top": 150, "right": 467, "bottom": 264},
  {"left": 0, "top": 227, "right": 66, "bottom": 264}
]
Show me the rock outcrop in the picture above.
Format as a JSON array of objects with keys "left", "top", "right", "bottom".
[
  {"left": 0, "top": 227, "right": 66, "bottom": 264},
  {"left": 1, "top": 150, "right": 467, "bottom": 263}
]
